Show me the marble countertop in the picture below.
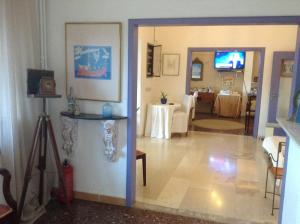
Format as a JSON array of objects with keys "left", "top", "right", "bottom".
[{"left": 277, "top": 118, "right": 300, "bottom": 146}]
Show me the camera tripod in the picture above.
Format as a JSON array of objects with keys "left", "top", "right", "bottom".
[{"left": 17, "top": 97, "right": 68, "bottom": 223}]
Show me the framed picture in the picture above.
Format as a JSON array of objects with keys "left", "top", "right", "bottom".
[
  {"left": 162, "top": 54, "right": 180, "bottom": 76},
  {"left": 65, "top": 22, "right": 121, "bottom": 101},
  {"left": 281, "top": 59, "right": 294, "bottom": 78}
]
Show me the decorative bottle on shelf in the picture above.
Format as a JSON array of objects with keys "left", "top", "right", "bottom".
[{"left": 102, "top": 103, "right": 113, "bottom": 118}]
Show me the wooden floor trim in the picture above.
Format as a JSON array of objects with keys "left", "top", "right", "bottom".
[{"left": 74, "top": 191, "right": 126, "bottom": 206}]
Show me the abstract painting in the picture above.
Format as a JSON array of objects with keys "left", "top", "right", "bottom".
[{"left": 74, "top": 45, "right": 112, "bottom": 80}]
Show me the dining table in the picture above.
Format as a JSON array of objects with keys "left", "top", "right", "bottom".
[
  {"left": 145, "top": 103, "right": 181, "bottom": 139},
  {"left": 214, "top": 93, "right": 242, "bottom": 118}
]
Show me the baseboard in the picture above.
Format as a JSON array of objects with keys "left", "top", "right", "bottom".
[{"left": 74, "top": 191, "right": 126, "bottom": 206}]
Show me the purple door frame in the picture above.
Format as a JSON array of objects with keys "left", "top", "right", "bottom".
[
  {"left": 186, "top": 47, "right": 265, "bottom": 138},
  {"left": 127, "top": 17, "right": 300, "bottom": 224},
  {"left": 267, "top": 51, "right": 295, "bottom": 136}
]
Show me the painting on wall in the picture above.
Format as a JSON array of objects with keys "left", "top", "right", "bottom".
[
  {"left": 281, "top": 59, "right": 294, "bottom": 78},
  {"left": 66, "top": 23, "right": 121, "bottom": 102},
  {"left": 74, "top": 45, "right": 112, "bottom": 80},
  {"left": 162, "top": 54, "right": 180, "bottom": 76}
]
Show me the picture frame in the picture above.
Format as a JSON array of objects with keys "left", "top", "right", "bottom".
[
  {"left": 39, "top": 78, "right": 56, "bottom": 96},
  {"left": 162, "top": 54, "right": 180, "bottom": 76},
  {"left": 65, "top": 22, "right": 122, "bottom": 102},
  {"left": 191, "top": 57, "right": 203, "bottom": 81},
  {"left": 281, "top": 59, "right": 294, "bottom": 78}
]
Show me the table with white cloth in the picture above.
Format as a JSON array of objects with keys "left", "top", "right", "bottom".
[
  {"left": 214, "top": 93, "right": 242, "bottom": 118},
  {"left": 145, "top": 103, "right": 181, "bottom": 139}
]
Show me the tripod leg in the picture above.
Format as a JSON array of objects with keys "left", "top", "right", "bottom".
[
  {"left": 17, "top": 116, "right": 43, "bottom": 223},
  {"left": 46, "top": 116, "right": 68, "bottom": 204},
  {"left": 38, "top": 116, "right": 48, "bottom": 205}
]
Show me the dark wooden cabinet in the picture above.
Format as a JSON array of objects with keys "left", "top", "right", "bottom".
[{"left": 191, "top": 92, "right": 215, "bottom": 114}]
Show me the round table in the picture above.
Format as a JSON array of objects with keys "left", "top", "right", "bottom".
[{"left": 145, "top": 103, "right": 181, "bottom": 139}]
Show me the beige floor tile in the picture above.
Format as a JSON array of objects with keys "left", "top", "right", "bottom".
[
  {"left": 136, "top": 132, "right": 278, "bottom": 224},
  {"left": 156, "top": 177, "right": 190, "bottom": 209}
]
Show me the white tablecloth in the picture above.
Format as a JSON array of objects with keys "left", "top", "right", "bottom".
[
  {"left": 262, "top": 136, "right": 286, "bottom": 168},
  {"left": 145, "top": 103, "right": 181, "bottom": 139}
]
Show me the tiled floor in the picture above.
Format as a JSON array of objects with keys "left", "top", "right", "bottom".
[
  {"left": 136, "top": 131, "right": 279, "bottom": 224},
  {"left": 35, "top": 199, "right": 222, "bottom": 224}
]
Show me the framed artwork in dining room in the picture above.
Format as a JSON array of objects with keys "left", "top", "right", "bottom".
[
  {"left": 281, "top": 59, "right": 294, "bottom": 78},
  {"left": 65, "top": 22, "right": 122, "bottom": 102},
  {"left": 162, "top": 54, "right": 180, "bottom": 76}
]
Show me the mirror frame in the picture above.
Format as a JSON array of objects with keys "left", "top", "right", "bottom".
[{"left": 191, "top": 57, "right": 203, "bottom": 81}]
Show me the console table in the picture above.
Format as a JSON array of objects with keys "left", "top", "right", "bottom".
[{"left": 60, "top": 112, "right": 127, "bottom": 161}]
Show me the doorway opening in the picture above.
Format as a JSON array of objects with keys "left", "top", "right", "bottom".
[
  {"left": 186, "top": 47, "right": 265, "bottom": 137},
  {"left": 127, "top": 17, "right": 300, "bottom": 224}
]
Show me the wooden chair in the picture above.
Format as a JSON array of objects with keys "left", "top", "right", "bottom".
[
  {"left": 136, "top": 150, "right": 146, "bottom": 186},
  {"left": 245, "top": 94, "right": 256, "bottom": 134},
  {"left": 264, "top": 141, "right": 285, "bottom": 216},
  {"left": 0, "top": 169, "right": 17, "bottom": 224}
]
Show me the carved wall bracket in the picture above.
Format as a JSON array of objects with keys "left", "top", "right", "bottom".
[
  {"left": 61, "top": 116, "right": 78, "bottom": 157},
  {"left": 102, "top": 120, "right": 118, "bottom": 162}
]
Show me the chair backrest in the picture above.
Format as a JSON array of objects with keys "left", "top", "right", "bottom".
[{"left": 182, "top": 95, "right": 193, "bottom": 114}]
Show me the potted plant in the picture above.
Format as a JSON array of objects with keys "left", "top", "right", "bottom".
[{"left": 160, "top": 91, "right": 168, "bottom": 104}]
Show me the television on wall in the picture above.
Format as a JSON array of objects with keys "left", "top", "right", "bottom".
[{"left": 214, "top": 51, "right": 246, "bottom": 71}]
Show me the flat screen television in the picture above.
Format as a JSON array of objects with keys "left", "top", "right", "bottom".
[{"left": 214, "top": 51, "right": 246, "bottom": 71}]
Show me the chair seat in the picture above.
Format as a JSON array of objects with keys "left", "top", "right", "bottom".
[
  {"left": 0, "top": 204, "right": 12, "bottom": 219},
  {"left": 136, "top": 150, "right": 145, "bottom": 159}
]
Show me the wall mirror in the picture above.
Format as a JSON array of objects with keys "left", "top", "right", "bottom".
[{"left": 191, "top": 57, "right": 203, "bottom": 81}]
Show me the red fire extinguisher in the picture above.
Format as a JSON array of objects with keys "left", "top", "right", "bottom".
[{"left": 59, "top": 159, "right": 73, "bottom": 204}]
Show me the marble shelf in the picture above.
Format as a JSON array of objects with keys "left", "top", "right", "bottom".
[
  {"left": 277, "top": 118, "right": 300, "bottom": 146},
  {"left": 60, "top": 111, "right": 127, "bottom": 121}
]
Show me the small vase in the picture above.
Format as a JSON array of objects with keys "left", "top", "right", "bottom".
[
  {"left": 102, "top": 103, "right": 113, "bottom": 118},
  {"left": 161, "top": 98, "right": 167, "bottom": 104}
]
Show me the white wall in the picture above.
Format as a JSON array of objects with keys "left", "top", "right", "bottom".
[
  {"left": 281, "top": 138, "right": 300, "bottom": 224},
  {"left": 139, "top": 25, "right": 297, "bottom": 137},
  {"left": 46, "top": 0, "right": 300, "bottom": 200}
]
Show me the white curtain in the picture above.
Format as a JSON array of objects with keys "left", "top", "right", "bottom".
[{"left": 0, "top": 0, "right": 41, "bottom": 206}]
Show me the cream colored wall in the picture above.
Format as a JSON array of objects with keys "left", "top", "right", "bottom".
[
  {"left": 142, "top": 25, "right": 297, "bottom": 136},
  {"left": 278, "top": 77, "right": 293, "bottom": 118}
]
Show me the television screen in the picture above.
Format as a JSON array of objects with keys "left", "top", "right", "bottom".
[{"left": 214, "top": 51, "right": 246, "bottom": 71}]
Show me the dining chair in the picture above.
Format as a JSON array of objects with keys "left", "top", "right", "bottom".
[
  {"left": 136, "top": 150, "right": 146, "bottom": 186},
  {"left": 0, "top": 169, "right": 17, "bottom": 224},
  {"left": 265, "top": 142, "right": 285, "bottom": 215},
  {"left": 171, "top": 95, "right": 193, "bottom": 136}
]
